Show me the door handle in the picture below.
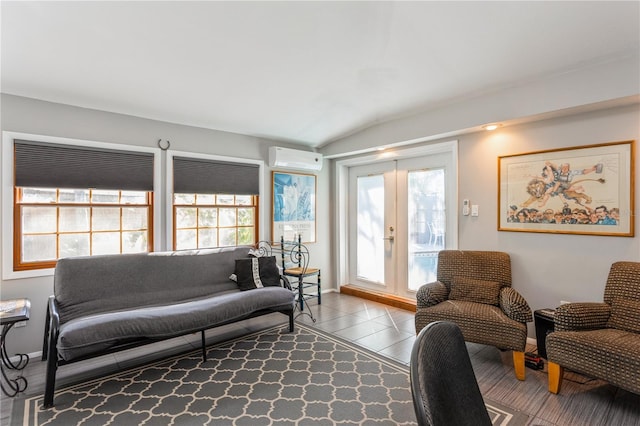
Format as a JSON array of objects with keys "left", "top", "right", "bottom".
[{"left": 382, "top": 236, "right": 394, "bottom": 241}]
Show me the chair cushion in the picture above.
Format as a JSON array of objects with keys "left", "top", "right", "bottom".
[
  {"left": 234, "top": 256, "right": 281, "bottom": 291},
  {"left": 546, "top": 328, "right": 640, "bottom": 394},
  {"left": 415, "top": 300, "right": 527, "bottom": 351},
  {"left": 607, "top": 298, "right": 640, "bottom": 333},
  {"left": 449, "top": 276, "right": 500, "bottom": 305}
]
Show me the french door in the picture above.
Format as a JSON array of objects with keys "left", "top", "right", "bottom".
[{"left": 347, "top": 153, "right": 453, "bottom": 299}]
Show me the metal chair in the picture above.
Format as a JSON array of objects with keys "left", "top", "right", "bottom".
[
  {"left": 279, "top": 235, "right": 320, "bottom": 321},
  {"left": 410, "top": 321, "right": 492, "bottom": 426},
  {"left": 255, "top": 237, "right": 320, "bottom": 322}
]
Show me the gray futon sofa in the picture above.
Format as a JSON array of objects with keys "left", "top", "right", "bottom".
[{"left": 42, "top": 246, "right": 295, "bottom": 407}]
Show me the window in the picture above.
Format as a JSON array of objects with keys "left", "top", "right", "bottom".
[
  {"left": 172, "top": 155, "right": 260, "bottom": 250},
  {"left": 173, "top": 193, "right": 257, "bottom": 249},
  {"left": 9, "top": 138, "right": 156, "bottom": 273},
  {"left": 15, "top": 188, "right": 152, "bottom": 271}
]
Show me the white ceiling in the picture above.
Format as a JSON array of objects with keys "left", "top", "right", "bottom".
[{"left": 2, "top": 1, "right": 639, "bottom": 148}]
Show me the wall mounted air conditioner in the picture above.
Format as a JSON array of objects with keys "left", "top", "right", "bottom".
[{"left": 268, "top": 146, "right": 323, "bottom": 171}]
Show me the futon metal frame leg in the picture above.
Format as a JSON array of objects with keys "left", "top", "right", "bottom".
[{"left": 201, "top": 330, "right": 207, "bottom": 362}]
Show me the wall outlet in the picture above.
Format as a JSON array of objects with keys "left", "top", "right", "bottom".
[{"left": 560, "top": 300, "right": 571, "bottom": 305}]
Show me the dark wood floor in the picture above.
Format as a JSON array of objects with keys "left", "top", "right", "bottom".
[{"left": 2, "top": 292, "right": 639, "bottom": 425}]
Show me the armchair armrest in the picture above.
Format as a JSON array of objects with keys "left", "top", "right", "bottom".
[
  {"left": 416, "top": 281, "right": 448, "bottom": 309},
  {"left": 499, "top": 287, "right": 533, "bottom": 323},
  {"left": 553, "top": 302, "right": 611, "bottom": 332}
]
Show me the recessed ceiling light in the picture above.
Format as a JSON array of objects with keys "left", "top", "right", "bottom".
[{"left": 483, "top": 123, "right": 502, "bottom": 131}]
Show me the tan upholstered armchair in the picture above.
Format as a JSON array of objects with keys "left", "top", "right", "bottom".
[
  {"left": 546, "top": 261, "right": 640, "bottom": 395},
  {"left": 415, "top": 250, "right": 533, "bottom": 380}
]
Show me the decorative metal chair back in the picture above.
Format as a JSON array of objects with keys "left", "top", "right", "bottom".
[
  {"left": 279, "top": 235, "right": 311, "bottom": 276},
  {"left": 254, "top": 236, "right": 318, "bottom": 322},
  {"left": 253, "top": 240, "right": 275, "bottom": 258}
]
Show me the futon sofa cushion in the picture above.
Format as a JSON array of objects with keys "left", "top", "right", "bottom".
[{"left": 57, "top": 287, "right": 293, "bottom": 361}]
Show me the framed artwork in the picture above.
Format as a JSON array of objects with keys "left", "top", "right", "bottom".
[
  {"left": 272, "top": 171, "right": 317, "bottom": 243},
  {"left": 498, "top": 140, "right": 634, "bottom": 236}
]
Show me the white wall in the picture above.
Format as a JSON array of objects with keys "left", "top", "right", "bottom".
[
  {"left": 321, "top": 53, "right": 639, "bottom": 338},
  {"left": 459, "top": 104, "right": 639, "bottom": 317},
  {"left": 0, "top": 94, "right": 331, "bottom": 355},
  {"left": 327, "top": 102, "right": 640, "bottom": 338}
]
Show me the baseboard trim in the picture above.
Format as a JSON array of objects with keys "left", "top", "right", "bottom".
[{"left": 340, "top": 285, "right": 416, "bottom": 312}]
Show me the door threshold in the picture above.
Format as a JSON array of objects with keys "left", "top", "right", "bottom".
[{"left": 340, "top": 285, "right": 416, "bottom": 312}]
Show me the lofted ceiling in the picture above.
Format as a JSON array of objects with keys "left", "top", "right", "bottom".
[{"left": 2, "top": 1, "right": 639, "bottom": 148}]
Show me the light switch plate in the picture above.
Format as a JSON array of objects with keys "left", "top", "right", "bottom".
[{"left": 471, "top": 205, "right": 479, "bottom": 216}]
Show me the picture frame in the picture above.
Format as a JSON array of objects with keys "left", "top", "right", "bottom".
[
  {"left": 272, "top": 171, "right": 317, "bottom": 243},
  {"left": 498, "top": 140, "right": 634, "bottom": 236}
]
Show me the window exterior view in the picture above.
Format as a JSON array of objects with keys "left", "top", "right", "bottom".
[
  {"left": 15, "top": 188, "right": 152, "bottom": 271},
  {"left": 173, "top": 193, "right": 257, "bottom": 250}
]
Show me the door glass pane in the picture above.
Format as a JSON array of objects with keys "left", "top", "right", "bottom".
[
  {"left": 356, "top": 174, "right": 385, "bottom": 283},
  {"left": 408, "top": 168, "right": 445, "bottom": 291}
]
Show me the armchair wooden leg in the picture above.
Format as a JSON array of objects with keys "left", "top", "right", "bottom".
[
  {"left": 548, "top": 361, "right": 564, "bottom": 394},
  {"left": 513, "top": 351, "right": 525, "bottom": 381}
]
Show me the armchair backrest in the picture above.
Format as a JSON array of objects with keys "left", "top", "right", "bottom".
[
  {"left": 436, "top": 250, "right": 512, "bottom": 292},
  {"left": 604, "top": 261, "right": 640, "bottom": 305},
  {"left": 410, "top": 321, "right": 492, "bottom": 426},
  {"left": 603, "top": 261, "right": 640, "bottom": 334}
]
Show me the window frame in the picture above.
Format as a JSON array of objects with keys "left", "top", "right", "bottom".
[
  {"left": 2, "top": 131, "right": 162, "bottom": 280},
  {"left": 173, "top": 194, "right": 259, "bottom": 250},
  {"left": 166, "top": 151, "right": 265, "bottom": 251},
  {"left": 13, "top": 188, "right": 154, "bottom": 271}
]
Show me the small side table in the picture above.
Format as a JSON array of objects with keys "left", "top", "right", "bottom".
[
  {"left": 1, "top": 298, "right": 31, "bottom": 397},
  {"left": 534, "top": 308, "right": 555, "bottom": 359}
]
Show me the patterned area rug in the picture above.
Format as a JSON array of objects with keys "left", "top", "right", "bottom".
[{"left": 13, "top": 324, "right": 528, "bottom": 425}]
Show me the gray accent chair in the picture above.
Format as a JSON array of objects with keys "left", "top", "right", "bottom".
[
  {"left": 415, "top": 250, "right": 533, "bottom": 380},
  {"left": 410, "top": 321, "right": 491, "bottom": 426},
  {"left": 546, "top": 261, "right": 640, "bottom": 395}
]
